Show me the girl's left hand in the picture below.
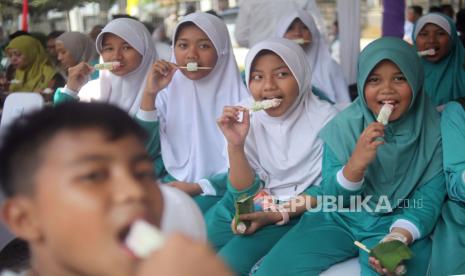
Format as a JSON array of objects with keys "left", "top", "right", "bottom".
[
  {"left": 231, "top": 211, "right": 283, "bottom": 235},
  {"left": 169, "top": 181, "right": 202, "bottom": 196}
]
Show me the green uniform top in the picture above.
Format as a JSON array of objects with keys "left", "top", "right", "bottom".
[
  {"left": 441, "top": 101, "right": 465, "bottom": 203},
  {"left": 429, "top": 101, "right": 465, "bottom": 276},
  {"left": 319, "top": 37, "right": 446, "bottom": 240}
]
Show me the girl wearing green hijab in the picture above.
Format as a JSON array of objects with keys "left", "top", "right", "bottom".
[
  {"left": 6, "top": 35, "right": 63, "bottom": 92},
  {"left": 254, "top": 37, "right": 445, "bottom": 276},
  {"left": 429, "top": 101, "right": 465, "bottom": 275},
  {"left": 413, "top": 13, "right": 465, "bottom": 108}
]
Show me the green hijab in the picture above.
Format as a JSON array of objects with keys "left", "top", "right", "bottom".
[
  {"left": 6, "top": 35, "right": 57, "bottom": 92},
  {"left": 319, "top": 37, "right": 442, "bottom": 211},
  {"left": 413, "top": 13, "right": 465, "bottom": 106}
]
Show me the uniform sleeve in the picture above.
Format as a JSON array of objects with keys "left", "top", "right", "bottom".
[
  {"left": 321, "top": 144, "right": 363, "bottom": 206},
  {"left": 135, "top": 109, "right": 168, "bottom": 180},
  {"left": 226, "top": 173, "right": 263, "bottom": 201},
  {"left": 390, "top": 172, "right": 446, "bottom": 239},
  {"left": 53, "top": 87, "right": 79, "bottom": 105},
  {"left": 198, "top": 172, "right": 229, "bottom": 196},
  {"left": 441, "top": 102, "right": 465, "bottom": 202}
]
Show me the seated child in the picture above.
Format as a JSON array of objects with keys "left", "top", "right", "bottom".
[
  {"left": 140, "top": 12, "right": 249, "bottom": 213},
  {"left": 208, "top": 37, "right": 338, "bottom": 274},
  {"left": 0, "top": 102, "right": 231, "bottom": 276}
]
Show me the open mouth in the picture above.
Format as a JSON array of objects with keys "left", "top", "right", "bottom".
[
  {"left": 118, "top": 224, "right": 131, "bottom": 243},
  {"left": 378, "top": 100, "right": 398, "bottom": 108},
  {"left": 117, "top": 223, "right": 138, "bottom": 258}
]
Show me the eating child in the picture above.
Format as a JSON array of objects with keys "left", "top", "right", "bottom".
[
  {"left": 208, "top": 37, "right": 338, "bottom": 274},
  {"left": 139, "top": 12, "right": 249, "bottom": 213},
  {"left": 0, "top": 102, "right": 231, "bottom": 276}
]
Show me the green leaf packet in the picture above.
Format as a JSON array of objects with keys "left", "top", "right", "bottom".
[
  {"left": 233, "top": 194, "right": 255, "bottom": 233},
  {"left": 369, "top": 240, "right": 413, "bottom": 273}
]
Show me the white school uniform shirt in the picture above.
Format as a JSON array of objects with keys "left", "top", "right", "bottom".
[
  {"left": 275, "top": 9, "right": 350, "bottom": 104},
  {"left": 243, "top": 38, "right": 338, "bottom": 201},
  {"left": 155, "top": 12, "right": 249, "bottom": 184},
  {"left": 77, "top": 18, "right": 157, "bottom": 116}
]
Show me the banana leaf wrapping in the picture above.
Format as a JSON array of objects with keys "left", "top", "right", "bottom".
[
  {"left": 369, "top": 240, "right": 413, "bottom": 272},
  {"left": 234, "top": 194, "right": 255, "bottom": 233}
]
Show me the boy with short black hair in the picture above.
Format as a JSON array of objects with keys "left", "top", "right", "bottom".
[{"left": 0, "top": 102, "right": 231, "bottom": 276}]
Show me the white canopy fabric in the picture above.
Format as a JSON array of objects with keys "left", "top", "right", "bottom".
[
  {"left": 235, "top": 0, "right": 329, "bottom": 48},
  {"left": 337, "top": 0, "right": 360, "bottom": 84}
]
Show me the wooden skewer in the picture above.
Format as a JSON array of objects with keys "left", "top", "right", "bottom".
[{"left": 354, "top": 241, "right": 371, "bottom": 253}]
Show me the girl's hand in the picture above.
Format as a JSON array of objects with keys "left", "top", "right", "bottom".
[
  {"left": 369, "top": 257, "right": 406, "bottom": 276},
  {"left": 369, "top": 230, "right": 410, "bottom": 276},
  {"left": 217, "top": 106, "right": 250, "bottom": 147},
  {"left": 230, "top": 211, "right": 282, "bottom": 235},
  {"left": 144, "top": 60, "right": 178, "bottom": 96},
  {"left": 67, "top": 62, "right": 93, "bottom": 91},
  {"left": 347, "top": 122, "right": 385, "bottom": 174},
  {"left": 168, "top": 181, "right": 202, "bottom": 196}
]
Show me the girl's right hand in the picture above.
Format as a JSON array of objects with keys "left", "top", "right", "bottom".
[
  {"left": 348, "top": 122, "right": 385, "bottom": 172},
  {"left": 217, "top": 106, "right": 250, "bottom": 147},
  {"left": 144, "top": 60, "right": 178, "bottom": 95},
  {"left": 66, "top": 62, "right": 93, "bottom": 92}
]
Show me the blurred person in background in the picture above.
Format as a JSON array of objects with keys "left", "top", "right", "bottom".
[
  {"left": 404, "top": 5, "right": 423, "bottom": 44},
  {"left": 6, "top": 35, "right": 64, "bottom": 92},
  {"left": 55, "top": 32, "right": 100, "bottom": 80}
]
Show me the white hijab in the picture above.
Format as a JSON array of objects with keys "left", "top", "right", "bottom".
[
  {"left": 156, "top": 12, "right": 249, "bottom": 182},
  {"left": 275, "top": 9, "right": 350, "bottom": 104},
  {"left": 78, "top": 18, "right": 157, "bottom": 116},
  {"left": 244, "top": 38, "right": 338, "bottom": 201}
]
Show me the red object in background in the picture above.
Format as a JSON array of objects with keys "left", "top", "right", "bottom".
[{"left": 22, "top": 0, "right": 28, "bottom": 31}]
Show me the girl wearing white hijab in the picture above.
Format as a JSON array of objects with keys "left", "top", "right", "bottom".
[
  {"left": 139, "top": 12, "right": 249, "bottom": 213},
  {"left": 276, "top": 9, "right": 350, "bottom": 105},
  {"left": 53, "top": 18, "right": 157, "bottom": 116},
  {"left": 55, "top": 31, "right": 100, "bottom": 80},
  {"left": 207, "top": 37, "right": 338, "bottom": 275}
]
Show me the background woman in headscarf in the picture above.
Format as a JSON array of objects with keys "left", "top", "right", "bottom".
[
  {"left": 55, "top": 31, "right": 100, "bottom": 80},
  {"left": 413, "top": 13, "right": 465, "bottom": 110},
  {"left": 139, "top": 12, "right": 249, "bottom": 213},
  {"left": 53, "top": 17, "right": 157, "bottom": 116},
  {"left": 255, "top": 37, "right": 445, "bottom": 276},
  {"left": 275, "top": 8, "right": 350, "bottom": 105},
  {"left": 6, "top": 35, "right": 64, "bottom": 92}
]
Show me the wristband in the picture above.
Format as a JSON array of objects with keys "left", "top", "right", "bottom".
[{"left": 381, "top": 232, "right": 408, "bottom": 244}]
